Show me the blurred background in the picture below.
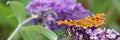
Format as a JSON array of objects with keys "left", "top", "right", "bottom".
[{"left": 0, "top": 0, "right": 120, "bottom": 40}]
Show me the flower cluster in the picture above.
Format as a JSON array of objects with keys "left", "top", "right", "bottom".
[
  {"left": 26, "top": 0, "right": 90, "bottom": 30},
  {"left": 26, "top": 0, "right": 90, "bottom": 19},
  {"left": 66, "top": 27, "right": 120, "bottom": 40}
]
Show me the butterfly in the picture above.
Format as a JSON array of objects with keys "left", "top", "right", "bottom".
[{"left": 57, "top": 13, "right": 105, "bottom": 29}]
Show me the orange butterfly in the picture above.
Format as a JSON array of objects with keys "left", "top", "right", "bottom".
[{"left": 57, "top": 13, "right": 105, "bottom": 29}]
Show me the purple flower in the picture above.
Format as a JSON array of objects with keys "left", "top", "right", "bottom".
[
  {"left": 56, "top": 3, "right": 90, "bottom": 20},
  {"left": 106, "top": 29, "right": 119, "bottom": 39},
  {"left": 117, "top": 37, "right": 120, "bottom": 40},
  {"left": 112, "top": 29, "right": 120, "bottom": 35},
  {"left": 42, "top": 13, "right": 60, "bottom": 30},
  {"left": 84, "top": 28, "right": 120, "bottom": 40},
  {"left": 52, "top": 0, "right": 77, "bottom": 12},
  {"left": 106, "top": 29, "right": 114, "bottom": 34},
  {"left": 106, "top": 29, "right": 119, "bottom": 35},
  {"left": 26, "top": 0, "right": 51, "bottom": 13},
  {"left": 76, "top": 32, "right": 83, "bottom": 40},
  {"left": 93, "top": 28, "right": 105, "bottom": 34},
  {"left": 98, "top": 33, "right": 106, "bottom": 39},
  {"left": 89, "top": 33, "right": 98, "bottom": 40},
  {"left": 61, "top": 26, "right": 120, "bottom": 40},
  {"left": 85, "top": 28, "right": 92, "bottom": 34},
  {"left": 26, "top": 0, "right": 77, "bottom": 13},
  {"left": 106, "top": 33, "right": 116, "bottom": 39}
]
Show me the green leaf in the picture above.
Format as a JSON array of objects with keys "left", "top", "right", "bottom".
[
  {"left": 0, "top": 3, "right": 18, "bottom": 27},
  {"left": 7, "top": 1, "right": 27, "bottom": 23},
  {"left": 38, "top": 33, "right": 49, "bottom": 40},
  {"left": 0, "top": 3, "right": 12, "bottom": 24},
  {"left": 54, "top": 28, "right": 67, "bottom": 38},
  {"left": 0, "top": 4, "right": 18, "bottom": 40},
  {"left": 20, "top": 30, "right": 38, "bottom": 40},
  {"left": 12, "top": 33, "right": 22, "bottom": 40},
  {"left": 20, "top": 26, "right": 58, "bottom": 40}
]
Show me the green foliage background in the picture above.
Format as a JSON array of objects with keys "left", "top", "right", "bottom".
[{"left": 0, "top": 0, "right": 120, "bottom": 40}]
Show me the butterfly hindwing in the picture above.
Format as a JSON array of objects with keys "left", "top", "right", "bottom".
[{"left": 85, "top": 13, "right": 105, "bottom": 27}]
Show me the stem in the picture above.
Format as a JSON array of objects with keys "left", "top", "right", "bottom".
[{"left": 7, "top": 14, "right": 38, "bottom": 40}]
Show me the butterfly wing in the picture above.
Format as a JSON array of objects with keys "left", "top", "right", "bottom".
[
  {"left": 56, "top": 13, "right": 105, "bottom": 29},
  {"left": 74, "top": 19, "right": 93, "bottom": 29},
  {"left": 85, "top": 13, "right": 105, "bottom": 27},
  {"left": 57, "top": 20, "right": 77, "bottom": 26}
]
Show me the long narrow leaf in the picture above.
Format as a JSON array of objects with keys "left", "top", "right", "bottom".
[{"left": 20, "top": 30, "right": 38, "bottom": 40}]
